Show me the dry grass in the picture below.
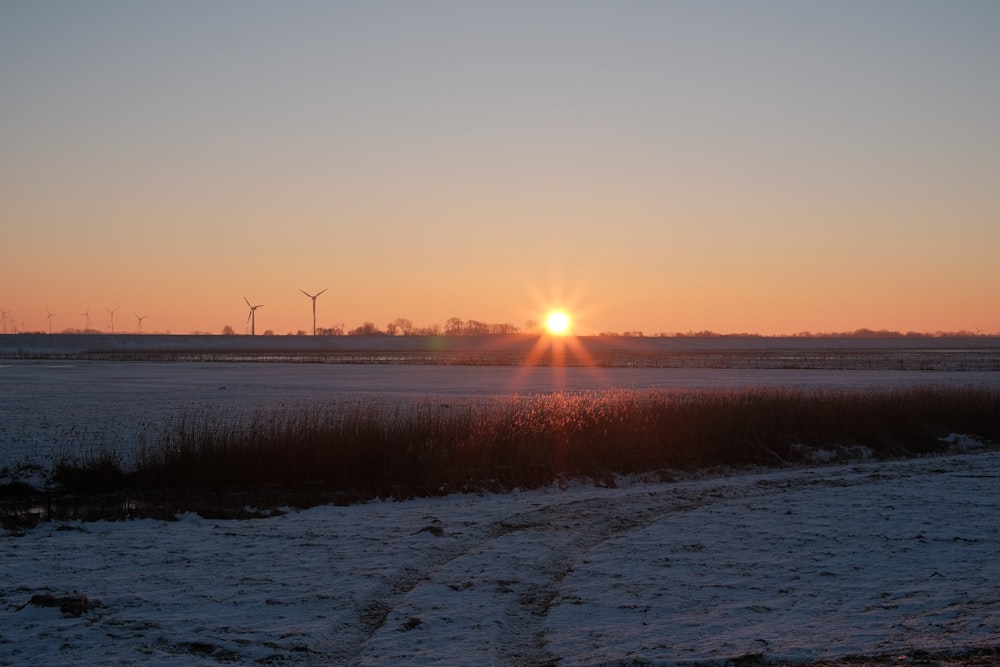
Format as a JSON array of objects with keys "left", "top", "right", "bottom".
[{"left": 52, "top": 386, "right": 1000, "bottom": 501}]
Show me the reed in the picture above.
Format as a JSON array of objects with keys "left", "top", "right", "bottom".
[{"left": 52, "top": 386, "right": 1000, "bottom": 502}]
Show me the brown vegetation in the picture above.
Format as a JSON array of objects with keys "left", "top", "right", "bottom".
[{"left": 48, "top": 386, "right": 1000, "bottom": 505}]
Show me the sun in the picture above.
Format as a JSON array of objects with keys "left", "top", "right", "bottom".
[{"left": 545, "top": 310, "right": 571, "bottom": 336}]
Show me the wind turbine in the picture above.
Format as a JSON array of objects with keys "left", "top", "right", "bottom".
[
  {"left": 79, "top": 305, "right": 92, "bottom": 332},
  {"left": 135, "top": 313, "right": 147, "bottom": 334},
  {"left": 244, "top": 297, "right": 263, "bottom": 336},
  {"left": 299, "top": 288, "right": 328, "bottom": 336},
  {"left": 1, "top": 310, "right": 11, "bottom": 334},
  {"left": 106, "top": 306, "right": 118, "bottom": 333},
  {"left": 44, "top": 306, "right": 57, "bottom": 334}
]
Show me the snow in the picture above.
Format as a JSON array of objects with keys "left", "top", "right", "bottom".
[
  {"left": 2, "top": 451, "right": 999, "bottom": 665},
  {"left": 2, "top": 359, "right": 998, "bottom": 477},
  {"left": 2, "top": 344, "right": 999, "bottom": 664}
]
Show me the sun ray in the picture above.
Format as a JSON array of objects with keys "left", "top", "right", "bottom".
[{"left": 499, "top": 278, "right": 606, "bottom": 392}]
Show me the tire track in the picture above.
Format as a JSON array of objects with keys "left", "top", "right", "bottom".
[
  {"left": 343, "top": 482, "right": 764, "bottom": 666},
  {"left": 318, "top": 458, "right": 955, "bottom": 665}
]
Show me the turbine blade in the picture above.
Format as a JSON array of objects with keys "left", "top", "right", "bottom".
[
  {"left": 317, "top": 288, "right": 328, "bottom": 297},
  {"left": 244, "top": 296, "right": 252, "bottom": 307},
  {"left": 300, "top": 289, "right": 311, "bottom": 298}
]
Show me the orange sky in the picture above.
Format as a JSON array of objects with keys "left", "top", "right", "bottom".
[{"left": 3, "top": 3, "right": 999, "bottom": 336}]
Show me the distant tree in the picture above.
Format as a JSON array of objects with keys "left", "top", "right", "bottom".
[
  {"left": 845, "top": 328, "right": 901, "bottom": 338},
  {"left": 394, "top": 317, "right": 415, "bottom": 335},
  {"left": 221, "top": 325, "right": 236, "bottom": 336},
  {"left": 262, "top": 329, "right": 274, "bottom": 336},
  {"left": 385, "top": 321, "right": 399, "bottom": 336},
  {"left": 348, "top": 322, "right": 382, "bottom": 335},
  {"left": 444, "top": 317, "right": 464, "bottom": 335},
  {"left": 490, "top": 322, "right": 519, "bottom": 334},
  {"left": 524, "top": 320, "right": 540, "bottom": 334},
  {"left": 465, "top": 319, "right": 490, "bottom": 335}
]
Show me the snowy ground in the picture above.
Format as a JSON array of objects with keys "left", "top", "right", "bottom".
[
  {"left": 2, "top": 359, "right": 998, "bottom": 478},
  {"left": 2, "top": 350, "right": 998, "bottom": 664},
  {"left": 2, "top": 449, "right": 999, "bottom": 666}
]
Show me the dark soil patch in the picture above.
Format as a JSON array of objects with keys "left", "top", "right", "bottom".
[
  {"left": 22, "top": 592, "right": 93, "bottom": 617},
  {"left": 0, "top": 483, "right": 367, "bottom": 529}
]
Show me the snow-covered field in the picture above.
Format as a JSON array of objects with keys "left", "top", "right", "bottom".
[
  {"left": 2, "top": 450, "right": 998, "bottom": 665},
  {"left": 2, "top": 359, "right": 999, "bottom": 477},
  {"left": 2, "top": 341, "right": 999, "bottom": 665},
  {"left": 3, "top": 333, "right": 1000, "bottom": 370}
]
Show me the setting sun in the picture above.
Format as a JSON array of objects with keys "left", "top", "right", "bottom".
[{"left": 545, "top": 311, "right": 571, "bottom": 336}]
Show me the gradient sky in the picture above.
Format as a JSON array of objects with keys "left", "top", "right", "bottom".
[{"left": 2, "top": 1, "right": 998, "bottom": 335}]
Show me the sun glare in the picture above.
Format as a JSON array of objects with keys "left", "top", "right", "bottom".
[{"left": 545, "top": 310, "right": 571, "bottom": 336}]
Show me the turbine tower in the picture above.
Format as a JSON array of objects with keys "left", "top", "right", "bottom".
[
  {"left": 44, "top": 306, "right": 57, "bottom": 334},
  {"left": 244, "top": 297, "right": 263, "bottom": 336},
  {"left": 79, "top": 305, "right": 92, "bottom": 332},
  {"left": 135, "top": 313, "right": 147, "bottom": 334},
  {"left": 299, "top": 288, "right": 328, "bottom": 336},
  {"left": 106, "top": 306, "right": 118, "bottom": 333}
]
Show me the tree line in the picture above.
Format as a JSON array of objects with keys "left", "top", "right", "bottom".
[{"left": 219, "top": 317, "right": 530, "bottom": 337}]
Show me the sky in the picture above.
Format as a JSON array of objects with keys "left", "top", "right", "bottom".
[{"left": 2, "top": 1, "right": 998, "bottom": 336}]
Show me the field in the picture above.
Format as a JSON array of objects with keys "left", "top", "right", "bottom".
[
  {"left": 2, "top": 335, "right": 999, "bottom": 665},
  {"left": 3, "top": 334, "right": 998, "bottom": 484},
  {"left": 4, "top": 332, "right": 1000, "bottom": 370}
]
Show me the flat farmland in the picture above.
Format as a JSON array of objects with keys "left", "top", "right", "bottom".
[
  {"left": 1, "top": 335, "right": 998, "bottom": 473},
  {"left": 3, "top": 333, "right": 1000, "bottom": 370},
  {"left": 2, "top": 335, "right": 1000, "bottom": 665}
]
